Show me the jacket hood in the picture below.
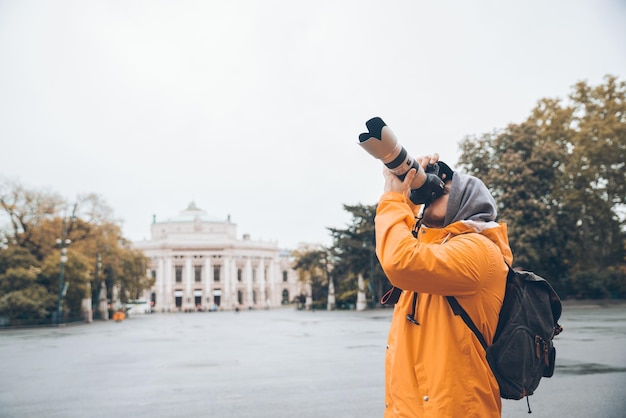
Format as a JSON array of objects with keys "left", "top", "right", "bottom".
[
  {"left": 444, "top": 220, "right": 513, "bottom": 265},
  {"left": 444, "top": 172, "right": 497, "bottom": 227}
]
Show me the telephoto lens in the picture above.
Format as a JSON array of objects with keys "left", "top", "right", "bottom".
[
  {"left": 358, "top": 117, "right": 452, "bottom": 206},
  {"left": 358, "top": 117, "right": 423, "bottom": 185}
]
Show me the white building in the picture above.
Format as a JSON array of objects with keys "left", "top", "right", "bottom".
[{"left": 133, "top": 203, "right": 302, "bottom": 312}]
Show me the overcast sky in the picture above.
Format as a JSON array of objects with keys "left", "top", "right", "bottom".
[{"left": 1, "top": 0, "right": 625, "bottom": 249}]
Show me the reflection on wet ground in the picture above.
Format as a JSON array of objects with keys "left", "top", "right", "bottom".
[
  {"left": 549, "top": 302, "right": 626, "bottom": 378},
  {"left": 556, "top": 361, "right": 626, "bottom": 375}
]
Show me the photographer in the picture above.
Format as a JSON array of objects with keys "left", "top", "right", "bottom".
[{"left": 375, "top": 154, "right": 513, "bottom": 418}]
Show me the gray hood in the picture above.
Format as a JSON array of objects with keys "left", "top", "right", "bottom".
[{"left": 443, "top": 172, "right": 497, "bottom": 227}]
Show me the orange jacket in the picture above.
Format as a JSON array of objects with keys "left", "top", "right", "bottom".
[{"left": 375, "top": 192, "right": 513, "bottom": 418}]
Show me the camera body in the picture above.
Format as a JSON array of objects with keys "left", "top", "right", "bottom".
[{"left": 358, "top": 117, "right": 452, "bottom": 207}]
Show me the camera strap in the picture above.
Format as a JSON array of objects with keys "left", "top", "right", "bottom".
[{"left": 381, "top": 286, "right": 402, "bottom": 306}]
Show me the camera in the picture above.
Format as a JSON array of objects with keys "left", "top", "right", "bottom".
[{"left": 358, "top": 117, "right": 453, "bottom": 206}]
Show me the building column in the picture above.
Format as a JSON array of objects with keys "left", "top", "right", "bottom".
[
  {"left": 220, "top": 258, "right": 232, "bottom": 309},
  {"left": 185, "top": 257, "right": 193, "bottom": 311},
  {"left": 165, "top": 257, "right": 173, "bottom": 312},
  {"left": 229, "top": 257, "right": 236, "bottom": 308},
  {"left": 245, "top": 257, "right": 253, "bottom": 308},
  {"left": 258, "top": 258, "right": 266, "bottom": 308},
  {"left": 356, "top": 273, "right": 367, "bottom": 311},
  {"left": 222, "top": 255, "right": 237, "bottom": 307},
  {"left": 327, "top": 278, "right": 336, "bottom": 311},
  {"left": 157, "top": 258, "right": 165, "bottom": 312},
  {"left": 267, "top": 258, "right": 276, "bottom": 307},
  {"left": 204, "top": 257, "right": 212, "bottom": 309},
  {"left": 305, "top": 279, "right": 312, "bottom": 310}
]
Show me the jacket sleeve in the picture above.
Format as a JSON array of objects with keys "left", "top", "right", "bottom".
[{"left": 375, "top": 192, "right": 496, "bottom": 296}]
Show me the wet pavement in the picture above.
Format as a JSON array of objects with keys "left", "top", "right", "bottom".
[{"left": 0, "top": 302, "right": 625, "bottom": 418}]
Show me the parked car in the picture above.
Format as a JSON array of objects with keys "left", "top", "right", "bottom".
[{"left": 125, "top": 299, "right": 152, "bottom": 315}]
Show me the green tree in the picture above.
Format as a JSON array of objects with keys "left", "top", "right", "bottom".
[
  {"left": 0, "top": 179, "right": 64, "bottom": 259},
  {"left": 328, "top": 204, "right": 387, "bottom": 307},
  {"left": 563, "top": 75, "right": 626, "bottom": 272},
  {"left": 0, "top": 246, "right": 55, "bottom": 322},
  {"left": 0, "top": 286, "right": 55, "bottom": 322},
  {"left": 119, "top": 248, "right": 154, "bottom": 302},
  {"left": 292, "top": 244, "right": 330, "bottom": 307},
  {"left": 0, "top": 179, "right": 153, "bottom": 322},
  {"left": 458, "top": 75, "right": 626, "bottom": 298},
  {"left": 37, "top": 249, "right": 91, "bottom": 320},
  {"left": 459, "top": 116, "right": 572, "bottom": 282},
  {"left": 0, "top": 245, "right": 38, "bottom": 275}
]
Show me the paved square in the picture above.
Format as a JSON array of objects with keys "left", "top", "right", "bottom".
[{"left": 1, "top": 304, "right": 625, "bottom": 417}]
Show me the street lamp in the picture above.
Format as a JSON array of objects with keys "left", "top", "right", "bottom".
[
  {"left": 55, "top": 236, "right": 70, "bottom": 324},
  {"left": 55, "top": 204, "right": 77, "bottom": 325},
  {"left": 93, "top": 252, "right": 102, "bottom": 318}
]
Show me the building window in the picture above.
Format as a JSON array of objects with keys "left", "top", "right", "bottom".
[
  {"left": 151, "top": 270, "right": 156, "bottom": 279},
  {"left": 213, "top": 265, "right": 221, "bottom": 282},
  {"left": 213, "top": 289, "right": 222, "bottom": 307},
  {"left": 237, "top": 268, "right": 242, "bottom": 282},
  {"left": 283, "top": 270, "right": 288, "bottom": 282},
  {"left": 194, "top": 266, "right": 202, "bottom": 282},
  {"left": 252, "top": 269, "right": 256, "bottom": 282},
  {"left": 175, "top": 266, "right": 183, "bottom": 283}
]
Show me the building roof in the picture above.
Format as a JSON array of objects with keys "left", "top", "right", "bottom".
[{"left": 163, "top": 202, "right": 229, "bottom": 224}]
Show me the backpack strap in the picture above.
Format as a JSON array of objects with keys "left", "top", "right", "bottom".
[
  {"left": 446, "top": 296, "right": 489, "bottom": 351},
  {"left": 447, "top": 260, "right": 511, "bottom": 351}
]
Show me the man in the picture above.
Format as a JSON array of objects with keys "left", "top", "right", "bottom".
[{"left": 375, "top": 154, "right": 513, "bottom": 417}]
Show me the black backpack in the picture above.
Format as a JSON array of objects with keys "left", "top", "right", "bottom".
[{"left": 447, "top": 264, "right": 563, "bottom": 404}]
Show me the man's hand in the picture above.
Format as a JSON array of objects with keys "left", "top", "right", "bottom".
[
  {"left": 417, "top": 153, "right": 439, "bottom": 171},
  {"left": 382, "top": 153, "right": 440, "bottom": 196},
  {"left": 383, "top": 167, "right": 417, "bottom": 195}
]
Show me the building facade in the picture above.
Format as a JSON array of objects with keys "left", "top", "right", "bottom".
[{"left": 133, "top": 203, "right": 302, "bottom": 312}]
